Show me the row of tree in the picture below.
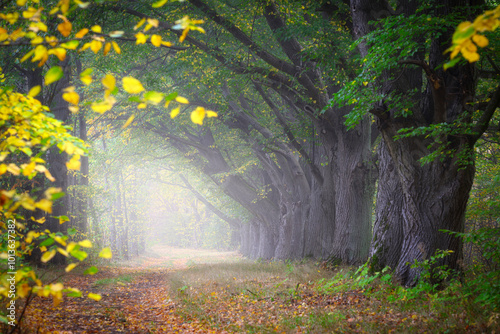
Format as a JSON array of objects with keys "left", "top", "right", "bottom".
[{"left": 1, "top": 0, "right": 498, "bottom": 287}]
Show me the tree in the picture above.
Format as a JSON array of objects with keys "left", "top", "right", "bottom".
[{"left": 344, "top": 0, "right": 500, "bottom": 285}]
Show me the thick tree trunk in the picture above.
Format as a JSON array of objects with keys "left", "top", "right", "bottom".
[
  {"left": 368, "top": 141, "right": 404, "bottom": 272},
  {"left": 322, "top": 114, "right": 374, "bottom": 265},
  {"left": 383, "top": 131, "right": 474, "bottom": 285}
]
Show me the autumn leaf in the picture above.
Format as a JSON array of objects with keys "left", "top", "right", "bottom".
[
  {"left": 45, "top": 66, "right": 64, "bottom": 85},
  {"left": 135, "top": 32, "right": 148, "bottom": 44},
  {"left": 66, "top": 154, "right": 81, "bottom": 170},
  {"left": 102, "top": 74, "right": 116, "bottom": 91},
  {"left": 28, "top": 85, "right": 41, "bottom": 97},
  {"left": 88, "top": 293, "right": 102, "bottom": 301},
  {"left": 75, "top": 28, "right": 89, "bottom": 38},
  {"left": 41, "top": 250, "right": 56, "bottom": 263},
  {"left": 78, "top": 239, "right": 92, "bottom": 248},
  {"left": 152, "top": 0, "right": 168, "bottom": 7},
  {"left": 175, "top": 96, "right": 189, "bottom": 104},
  {"left": 170, "top": 106, "right": 180, "bottom": 119},
  {"left": 57, "top": 21, "right": 72, "bottom": 37},
  {"left": 151, "top": 34, "right": 162, "bottom": 47},
  {"left": 65, "top": 263, "right": 78, "bottom": 272},
  {"left": 191, "top": 106, "right": 206, "bottom": 125},
  {"left": 122, "top": 114, "right": 135, "bottom": 129},
  {"left": 122, "top": 77, "right": 145, "bottom": 94},
  {"left": 99, "top": 247, "right": 112, "bottom": 259},
  {"left": 111, "top": 41, "right": 121, "bottom": 54}
]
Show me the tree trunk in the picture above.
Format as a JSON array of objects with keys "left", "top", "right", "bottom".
[
  {"left": 46, "top": 58, "right": 72, "bottom": 265},
  {"left": 368, "top": 141, "right": 404, "bottom": 272},
  {"left": 329, "top": 116, "right": 374, "bottom": 264}
]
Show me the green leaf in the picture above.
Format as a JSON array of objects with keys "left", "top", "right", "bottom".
[
  {"left": 65, "top": 289, "right": 82, "bottom": 297},
  {"left": 61, "top": 40, "right": 80, "bottom": 50},
  {"left": 444, "top": 57, "right": 460, "bottom": 70},
  {"left": 70, "top": 249, "right": 88, "bottom": 261},
  {"left": 68, "top": 227, "right": 77, "bottom": 236},
  {"left": 39, "top": 238, "right": 55, "bottom": 247},
  {"left": 84, "top": 266, "right": 99, "bottom": 275},
  {"left": 128, "top": 96, "right": 142, "bottom": 103},
  {"left": 80, "top": 68, "right": 93, "bottom": 77},
  {"left": 152, "top": 0, "right": 168, "bottom": 8},
  {"left": 50, "top": 191, "right": 65, "bottom": 200},
  {"left": 164, "top": 92, "right": 178, "bottom": 101},
  {"left": 45, "top": 66, "right": 64, "bottom": 85}
]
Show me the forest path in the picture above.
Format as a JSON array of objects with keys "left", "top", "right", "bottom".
[{"left": 21, "top": 246, "right": 241, "bottom": 334}]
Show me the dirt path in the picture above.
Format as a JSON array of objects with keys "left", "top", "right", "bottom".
[{"left": 21, "top": 246, "right": 241, "bottom": 334}]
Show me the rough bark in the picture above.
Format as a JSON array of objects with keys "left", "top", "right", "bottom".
[
  {"left": 353, "top": 0, "right": 484, "bottom": 285},
  {"left": 368, "top": 141, "right": 403, "bottom": 272}
]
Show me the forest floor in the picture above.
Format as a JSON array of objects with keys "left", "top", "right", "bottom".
[{"left": 19, "top": 246, "right": 496, "bottom": 333}]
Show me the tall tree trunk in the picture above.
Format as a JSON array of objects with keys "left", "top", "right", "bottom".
[
  {"left": 329, "top": 115, "right": 374, "bottom": 264},
  {"left": 46, "top": 58, "right": 72, "bottom": 264},
  {"left": 352, "top": 0, "right": 481, "bottom": 285},
  {"left": 368, "top": 141, "right": 404, "bottom": 272}
]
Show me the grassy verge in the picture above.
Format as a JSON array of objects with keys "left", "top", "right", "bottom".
[{"left": 167, "top": 260, "right": 497, "bottom": 333}]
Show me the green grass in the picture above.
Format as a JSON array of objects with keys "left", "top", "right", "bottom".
[
  {"left": 165, "top": 259, "right": 497, "bottom": 333},
  {"left": 92, "top": 273, "right": 136, "bottom": 287}
]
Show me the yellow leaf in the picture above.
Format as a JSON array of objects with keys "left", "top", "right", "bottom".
[
  {"left": 147, "top": 18, "right": 159, "bottom": 28},
  {"left": 35, "top": 199, "right": 52, "bottom": 213},
  {"left": 170, "top": 106, "right": 180, "bottom": 118},
  {"left": 191, "top": 106, "right": 205, "bottom": 125},
  {"left": 103, "top": 42, "right": 111, "bottom": 55},
  {"left": 206, "top": 110, "right": 218, "bottom": 118},
  {"left": 48, "top": 47, "right": 67, "bottom": 61},
  {"left": 33, "top": 217, "right": 46, "bottom": 224},
  {"left": 98, "top": 247, "right": 112, "bottom": 259},
  {"left": 32, "top": 45, "right": 49, "bottom": 66},
  {"left": 137, "top": 103, "right": 147, "bottom": 109},
  {"left": 88, "top": 293, "right": 102, "bottom": 301},
  {"left": 62, "top": 91, "right": 79, "bottom": 105},
  {"left": 21, "top": 49, "right": 35, "bottom": 62},
  {"left": 91, "top": 97, "right": 115, "bottom": 113},
  {"left": 363, "top": 81, "right": 368, "bottom": 86},
  {"left": 151, "top": 34, "right": 162, "bottom": 47},
  {"left": 54, "top": 236, "right": 67, "bottom": 246},
  {"left": 57, "top": 21, "right": 72, "bottom": 37},
  {"left": 111, "top": 41, "right": 121, "bottom": 54},
  {"left": 78, "top": 239, "right": 92, "bottom": 248},
  {"left": 134, "top": 18, "right": 146, "bottom": 30},
  {"left": 135, "top": 32, "right": 148, "bottom": 44},
  {"left": 122, "top": 114, "right": 135, "bottom": 129},
  {"left": 17, "top": 0, "right": 27, "bottom": 5},
  {"left": 66, "top": 242, "right": 77, "bottom": 253},
  {"left": 51, "top": 283, "right": 64, "bottom": 293},
  {"left": 28, "top": 85, "right": 41, "bottom": 97},
  {"left": 81, "top": 75, "right": 92, "bottom": 85},
  {"left": 7, "top": 163, "right": 20, "bottom": 175},
  {"left": 91, "top": 25, "right": 102, "bottom": 33},
  {"left": 102, "top": 74, "right": 116, "bottom": 91},
  {"left": 65, "top": 263, "right": 78, "bottom": 272},
  {"left": 472, "top": 34, "right": 489, "bottom": 47},
  {"left": 41, "top": 250, "right": 56, "bottom": 263},
  {"left": 57, "top": 247, "right": 69, "bottom": 257},
  {"left": 75, "top": 28, "right": 88, "bottom": 39},
  {"left": 66, "top": 155, "right": 81, "bottom": 170},
  {"left": 175, "top": 96, "right": 189, "bottom": 104},
  {"left": 122, "top": 77, "right": 145, "bottom": 94},
  {"left": 90, "top": 40, "right": 102, "bottom": 54}
]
